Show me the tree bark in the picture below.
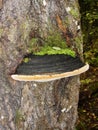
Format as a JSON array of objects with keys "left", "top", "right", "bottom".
[{"left": 0, "top": 0, "right": 82, "bottom": 130}]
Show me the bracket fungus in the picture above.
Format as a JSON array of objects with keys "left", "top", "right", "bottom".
[{"left": 11, "top": 54, "right": 89, "bottom": 82}]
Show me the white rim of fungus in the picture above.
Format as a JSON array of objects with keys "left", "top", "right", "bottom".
[{"left": 11, "top": 63, "right": 89, "bottom": 82}]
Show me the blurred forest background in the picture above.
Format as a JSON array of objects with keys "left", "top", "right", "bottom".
[{"left": 76, "top": 0, "right": 98, "bottom": 130}]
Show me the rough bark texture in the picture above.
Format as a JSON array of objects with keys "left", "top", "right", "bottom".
[{"left": 0, "top": 0, "right": 82, "bottom": 130}]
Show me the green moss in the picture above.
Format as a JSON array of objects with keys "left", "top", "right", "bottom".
[
  {"left": 70, "top": 8, "right": 79, "bottom": 19},
  {"left": 29, "top": 29, "right": 76, "bottom": 57},
  {"left": 15, "top": 110, "right": 24, "bottom": 128},
  {"left": 75, "top": 36, "right": 82, "bottom": 43},
  {"left": 23, "top": 57, "right": 30, "bottom": 63},
  {"left": 28, "top": 38, "right": 38, "bottom": 53},
  {"left": 45, "top": 32, "right": 67, "bottom": 48},
  {"left": 74, "top": 36, "right": 83, "bottom": 54},
  {"left": 35, "top": 46, "right": 75, "bottom": 57}
]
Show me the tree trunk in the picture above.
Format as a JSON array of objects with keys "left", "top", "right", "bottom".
[{"left": 0, "top": 0, "right": 82, "bottom": 130}]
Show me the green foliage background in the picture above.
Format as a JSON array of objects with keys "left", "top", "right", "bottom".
[
  {"left": 79, "top": 0, "right": 98, "bottom": 67},
  {"left": 76, "top": 1, "right": 98, "bottom": 130}
]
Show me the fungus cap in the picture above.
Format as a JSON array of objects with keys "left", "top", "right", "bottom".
[{"left": 11, "top": 54, "right": 89, "bottom": 82}]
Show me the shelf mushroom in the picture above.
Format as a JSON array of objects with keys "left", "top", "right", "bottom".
[{"left": 11, "top": 54, "right": 89, "bottom": 82}]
